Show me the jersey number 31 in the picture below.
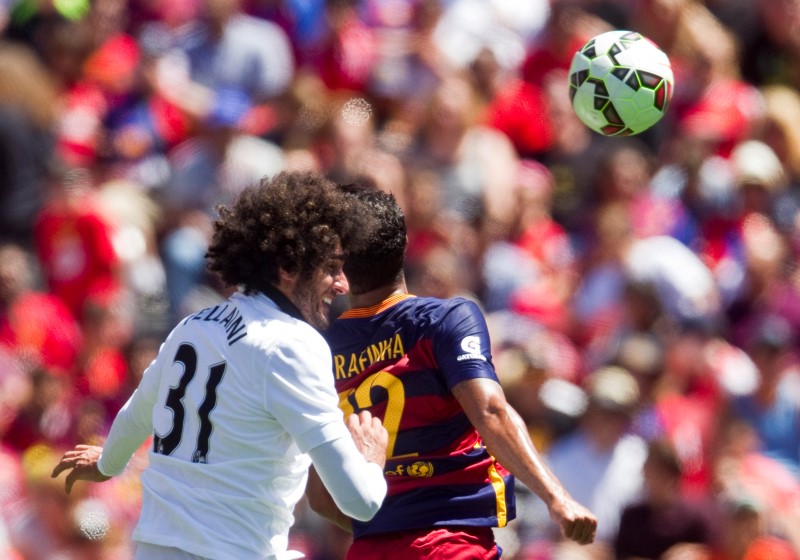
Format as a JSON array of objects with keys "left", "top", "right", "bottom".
[{"left": 153, "top": 343, "right": 226, "bottom": 463}]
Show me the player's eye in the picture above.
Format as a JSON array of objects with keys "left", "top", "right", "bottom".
[{"left": 327, "top": 262, "right": 343, "bottom": 276}]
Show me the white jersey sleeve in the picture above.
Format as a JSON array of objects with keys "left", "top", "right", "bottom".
[
  {"left": 264, "top": 326, "right": 353, "bottom": 452},
  {"left": 98, "top": 341, "right": 168, "bottom": 476},
  {"left": 308, "top": 438, "right": 387, "bottom": 521},
  {"left": 262, "top": 318, "right": 387, "bottom": 520}
]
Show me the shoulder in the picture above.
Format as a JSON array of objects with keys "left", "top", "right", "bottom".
[
  {"left": 241, "top": 316, "right": 331, "bottom": 389},
  {"left": 435, "top": 296, "right": 487, "bottom": 326},
  {"left": 184, "top": 294, "right": 328, "bottom": 356},
  {"left": 414, "top": 295, "right": 482, "bottom": 315},
  {"left": 399, "top": 295, "right": 482, "bottom": 327},
  {"left": 248, "top": 308, "right": 327, "bottom": 351}
]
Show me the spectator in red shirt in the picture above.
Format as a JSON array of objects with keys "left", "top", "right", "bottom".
[
  {"left": 0, "top": 243, "right": 83, "bottom": 377},
  {"left": 33, "top": 167, "right": 121, "bottom": 321},
  {"left": 310, "top": 0, "right": 378, "bottom": 93},
  {"left": 521, "top": 3, "right": 609, "bottom": 87},
  {"left": 470, "top": 47, "right": 555, "bottom": 158},
  {"left": 74, "top": 288, "right": 135, "bottom": 423}
]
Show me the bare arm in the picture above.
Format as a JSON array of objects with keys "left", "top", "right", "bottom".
[
  {"left": 306, "top": 465, "right": 353, "bottom": 532},
  {"left": 452, "top": 377, "right": 597, "bottom": 545}
]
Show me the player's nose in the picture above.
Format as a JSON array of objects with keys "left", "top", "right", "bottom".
[{"left": 333, "top": 271, "right": 349, "bottom": 295}]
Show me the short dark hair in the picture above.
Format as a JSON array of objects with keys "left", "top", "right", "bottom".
[
  {"left": 206, "top": 171, "right": 366, "bottom": 294},
  {"left": 339, "top": 185, "right": 406, "bottom": 295}
]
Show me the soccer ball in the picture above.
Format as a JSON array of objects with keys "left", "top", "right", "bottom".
[{"left": 568, "top": 30, "right": 674, "bottom": 136}]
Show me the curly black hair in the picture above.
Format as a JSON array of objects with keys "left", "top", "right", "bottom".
[
  {"left": 338, "top": 184, "right": 407, "bottom": 295},
  {"left": 206, "top": 171, "right": 368, "bottom": 294}
]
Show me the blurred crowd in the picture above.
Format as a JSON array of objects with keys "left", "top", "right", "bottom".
[{"left": 1, "top": 0, "right": 800, "bottom": 558}]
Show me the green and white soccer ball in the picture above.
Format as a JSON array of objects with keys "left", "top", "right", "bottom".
[{"left": 568, "top": 30, "right": 674, "bottom": 136}]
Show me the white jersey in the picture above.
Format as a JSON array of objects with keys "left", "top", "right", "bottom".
[{"left": 98, "top": 291, "right": 383, "bottom": 560}]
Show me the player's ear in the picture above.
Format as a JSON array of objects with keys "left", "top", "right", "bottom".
[{"left": 275, "top": 267, "right": 299, "bottom": 293}]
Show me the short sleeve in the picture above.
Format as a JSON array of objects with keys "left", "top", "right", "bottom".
[{"left": 432, "top": 299, "right": 499, "bottom": 390}]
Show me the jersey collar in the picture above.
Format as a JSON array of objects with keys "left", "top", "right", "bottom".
[
  {"left": 339, "top": 293, "right": 415, "bottom": 318},
  {"left": 261, "top": 284, "right": 305, "bottom": 321}
]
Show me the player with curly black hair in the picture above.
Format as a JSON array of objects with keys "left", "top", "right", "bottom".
[
  {"left": 206, "top": 171, "right": 373, "bottom": 329},
  {"left": 207, "top": 172, "right": 353, "bottom": 288},
  {"left": 52, "top": 171, "right": 389, "bottom": 560}
]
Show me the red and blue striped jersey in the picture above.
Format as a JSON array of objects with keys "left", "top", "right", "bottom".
[{"left": 325, "top": 293, "right": 516, "bottom": 538}]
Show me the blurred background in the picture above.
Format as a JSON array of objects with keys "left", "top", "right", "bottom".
[{"left": 0, "top": 0, "right": 799, "bottom": 558}]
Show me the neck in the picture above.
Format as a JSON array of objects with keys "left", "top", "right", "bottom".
[
  {"left": 348, "top": 278, "right": 408, "bottom": 309},
  {"left": 262, "top": 283, "right": 305, "bottom": 321}
]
